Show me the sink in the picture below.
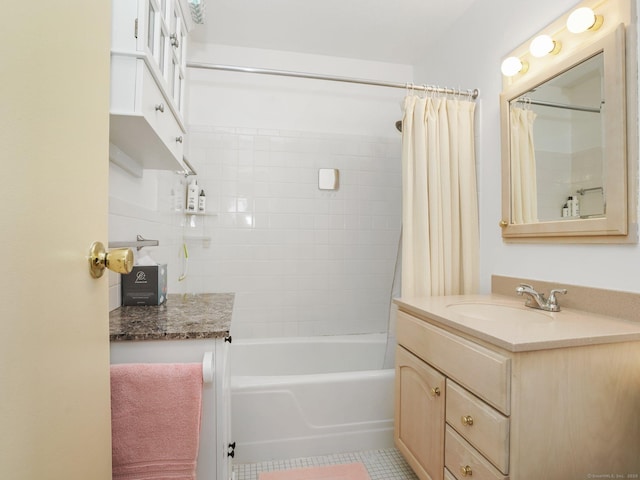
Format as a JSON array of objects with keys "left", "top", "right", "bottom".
[{"left": 446, "top": 302, "right": 553, "bottom": 322}]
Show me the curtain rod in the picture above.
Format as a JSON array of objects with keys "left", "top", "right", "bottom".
[
  {"left": 186, "top": 61, "right": 479, "bottom": 100},
  {"left": 516, "top": 97, "right": 601, "bottom": 113}
]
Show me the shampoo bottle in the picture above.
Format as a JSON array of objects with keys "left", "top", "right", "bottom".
[
  {"left": 567, "top": 196, "right": 575, "bottom": 217},
  {"left": 198, "top": 189, "right": 206, "bottom": 213},
  {"left": 186, "top": 178, "right": 198, "bottom": 212}
]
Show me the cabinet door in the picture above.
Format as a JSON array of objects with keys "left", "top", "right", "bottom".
[
  {"left": 395, "top": 346, "right": 446, "bottom": 480},
  {"left": 167, "top": 0, "right": 187, "bottom": 114}
]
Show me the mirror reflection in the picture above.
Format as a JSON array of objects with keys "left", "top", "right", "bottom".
[{"left": 509, "top": 52, "right": 604, "bottom": 224}]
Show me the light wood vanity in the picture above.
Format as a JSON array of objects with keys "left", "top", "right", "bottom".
[{"left": 394, "top": 294, "right": 640, "bottom": 480}]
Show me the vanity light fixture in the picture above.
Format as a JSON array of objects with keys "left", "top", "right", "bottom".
[
  {"left": 529, "top": 35, "right": 562, "bottom": 57},
  {"left": 501, "top": 57, "right": 529, "bottom": 77},
  {"left": 567, "top": 7, "right": 604, "bottom": 33}
]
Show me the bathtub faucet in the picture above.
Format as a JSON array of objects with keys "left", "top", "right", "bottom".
[{"left": 516, "top": 283, "right": 567, "bottom": 312}]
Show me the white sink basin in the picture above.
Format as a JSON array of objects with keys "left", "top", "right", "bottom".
[{"left": 446, "top": 302, "right": 553, "bottom": 323}]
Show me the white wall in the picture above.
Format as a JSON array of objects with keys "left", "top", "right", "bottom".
[
  {"left": 110, "top": 45, "right": 409, "bottom": 338},
  {"left": 414, "top": 0, "right": 640, "bottom": 294},
  {"left": 187, "top": 43, "right": 412, "bottom": 137},
  {"left": 183, "top": 45, "right": 407, "bottom": 338}
]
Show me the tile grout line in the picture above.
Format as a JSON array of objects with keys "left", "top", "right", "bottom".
[{"left": 233, "top": 447, "right": 418, "bottom": 480}]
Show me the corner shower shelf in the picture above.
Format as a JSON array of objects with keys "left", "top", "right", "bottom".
[{"left": 109, "top": 235, "right": 159, "bottom": 251}]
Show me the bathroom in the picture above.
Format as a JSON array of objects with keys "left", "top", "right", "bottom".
[{"left": 3, "top": 0, "right": 640, "bottom": 479}]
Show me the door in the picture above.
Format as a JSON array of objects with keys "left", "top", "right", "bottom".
[
  {"left": 395, "top": 346, "right": 446, "bottom": 480},
  {"left": 1, "top": 2, "right": 112, "bottom": 479}
]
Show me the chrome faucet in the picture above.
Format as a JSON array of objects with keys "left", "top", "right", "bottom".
[{"left": 516, "top": 283, "right": 567, "bottom": 312}]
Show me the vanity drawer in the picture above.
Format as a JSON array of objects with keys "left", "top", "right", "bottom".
[
  {"left": 445, "top": 426, "right": 508, "bottom": 480},
  {"left": 446, "top": 380, "right": 509, "bottom": 474},
  {"left": 397, "top": 311, "right": 511, "bottom": 414}
]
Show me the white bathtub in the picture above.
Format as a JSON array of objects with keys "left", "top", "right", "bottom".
[{"left": 230, "top": 333, "right": 395, "bottom": 463}]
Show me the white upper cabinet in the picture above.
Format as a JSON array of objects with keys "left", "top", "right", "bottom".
[{"left": 110, "top": 0, "right": 191, "bottom": 171}]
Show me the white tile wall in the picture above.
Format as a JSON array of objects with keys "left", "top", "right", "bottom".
[
  {"left": 183, "top": 125, "right": 402, "bottom": 338},
  {"left": 109, "top": 126, "right": 402, "bottom": 338}
]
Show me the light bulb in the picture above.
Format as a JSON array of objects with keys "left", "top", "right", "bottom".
[
  {"left": 567, "top": 7, "right": 603, "bottom": 33},
  {"left": 529, "top": 35, "right": 561, "bottom": 58},
  {"left": 501, "top": 57, "right": 527, "bottom": 77}
]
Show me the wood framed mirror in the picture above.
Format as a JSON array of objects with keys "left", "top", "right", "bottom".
[{"left": 499, "top": 1, "right": 635, "bottom": 243}]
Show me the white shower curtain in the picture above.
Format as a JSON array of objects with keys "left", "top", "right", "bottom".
[
  {"left": 401, "top": 95, "right": 479, "bottom": 298},
  {"left": 509, "top": 107, "right": 538, "bottom": 224}
]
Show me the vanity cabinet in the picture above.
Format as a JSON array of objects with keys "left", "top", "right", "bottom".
[
  {"left": 109, "top": 293, "right": 235, "bottom": 480},
  {"left": 110, "top": 0, "right": 190, "bottom": 171},
  {"left": 110, "top": 338, "right": 232, "bottom": 480},
  {"left": 395, "top": 308, "right": 640, "bottom": 480}
]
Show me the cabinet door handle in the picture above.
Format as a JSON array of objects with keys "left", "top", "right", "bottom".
[
  {"left": 170, "top": 33, "right": 180, "bottom": 48},
  {"left": 430, "top": 386, "right": 441, "bottom": 397},
  {"left": 155, "top": 103, "right": 165, "bottom": 113},
  {"left": 460, "top": 465, "right": 473, "bottom": 476},
  {"left": 176, "top": 136, "right": 183, "bottom": 143},
  {"left": 461, "top": 415, "right": 474, "bottom": 426}
]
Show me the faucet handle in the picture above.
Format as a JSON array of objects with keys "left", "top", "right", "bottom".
[
  {"left": 516, "top": 283, "right": 534, "bottom": 294},
  {"left": 548, "top": 288, "right": 567, "bottom": 306}
]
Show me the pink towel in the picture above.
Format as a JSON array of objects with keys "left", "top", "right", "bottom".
[{"left": 110, "top": 363, "right": 203, "bottom": 480}]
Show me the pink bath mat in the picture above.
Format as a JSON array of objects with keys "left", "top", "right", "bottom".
[{"left": 258, "top": 462, "right": 370, "bottom": 480}]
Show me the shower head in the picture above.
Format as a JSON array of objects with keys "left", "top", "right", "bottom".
[{"left": 395, "top": 120, "right": 402, "bottom": 132}]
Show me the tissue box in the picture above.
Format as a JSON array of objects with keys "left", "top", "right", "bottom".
[{"left": 121, "top": 265, "right": 167, "bottom": 306}]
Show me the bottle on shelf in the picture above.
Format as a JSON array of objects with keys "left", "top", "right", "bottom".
[
  {"left": 186, "top": 178, "right": 198, "bottom": 212},
  {"left": 567, "top": 195, "right": 580, "bottom": 217},
  {"left": 198, "top": 189, "right": 206, "bottom": 213}
]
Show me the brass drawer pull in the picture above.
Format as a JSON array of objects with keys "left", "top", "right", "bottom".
[
  {"left": 460, "top": 465, "right": 473, "bottom": 476},
  {"left": 430, "top": 386, "right": 441, "bottom": 397},
  {"left": 461, "top": 415, "right": 474, "bottom": 426}
]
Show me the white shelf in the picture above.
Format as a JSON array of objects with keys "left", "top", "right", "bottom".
[{"left": 184, "top": 210, "right": 217, "bottom": 216}]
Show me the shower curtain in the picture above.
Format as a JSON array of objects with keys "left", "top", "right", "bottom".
[
  {"left": 509, "top": 107, "right": 538, "bottom": 224},
  {"left": 401, "top": 95, "right": 479, "bottom": 297}
]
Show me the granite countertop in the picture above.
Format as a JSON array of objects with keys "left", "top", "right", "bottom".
[
  {"left": 395, "top": 294, "right": 640, "bottom": 352},
  {"left": 109, "top": 293, "right": 234, "bottom": 341}
]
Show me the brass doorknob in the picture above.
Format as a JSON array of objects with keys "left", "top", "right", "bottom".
[
  {"left": 461, "top": 415, "right": 474, "bottom": 426},
  {"left": 430, "top": 387, "right": 441, "bottom": 397},
  {"left": 460, "top": 465, "right": 473, "bottom": 476},
  {"left": 499, "top": 220, "right": 509, "bottom": 228},
  {"left": 88, "top": 242, "right": 134, "bottom": 278}
]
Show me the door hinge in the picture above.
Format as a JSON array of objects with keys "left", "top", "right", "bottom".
[
  {"left": 134, "top": 18, "right": 138, "bottom": 38},
  {"left": 227, "top": 442, "right": 236, "bottom": 458}
]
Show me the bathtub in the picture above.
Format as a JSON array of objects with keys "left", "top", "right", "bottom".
[{"left": 230, "top": 333, "right": 395, "bottom": 463}]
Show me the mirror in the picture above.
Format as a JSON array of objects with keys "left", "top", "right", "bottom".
[
  {"left": 500, "top": 25, "right": 629, "bottom": 241},
  {"left": 511, "top": 53, "right": 604, "bottom": 222}
]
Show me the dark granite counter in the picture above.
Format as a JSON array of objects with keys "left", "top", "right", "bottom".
[{"left": 109, "top": 293, "right": 234, "bottom": 341}]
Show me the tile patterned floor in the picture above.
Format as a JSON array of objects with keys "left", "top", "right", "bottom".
[{"left": 233, "top": 448, "right": 418, "bottom": 480}]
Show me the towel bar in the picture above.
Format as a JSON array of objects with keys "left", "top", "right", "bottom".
[{"left": 202, "top": 351, "right": 214, "bottom": 383}]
